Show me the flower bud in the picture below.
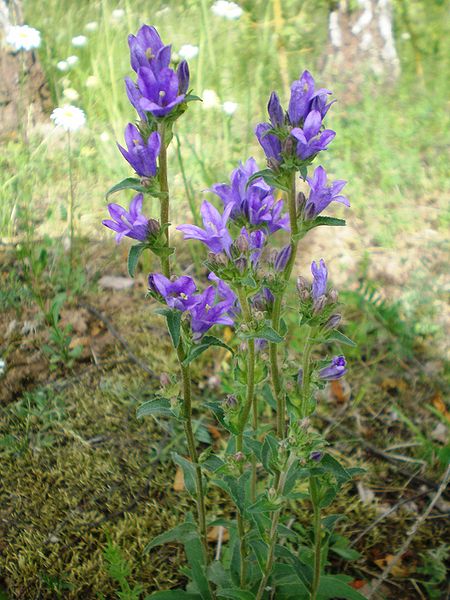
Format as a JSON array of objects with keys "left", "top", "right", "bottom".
[
  {"left": 274, "top": 245, "right": 291, "bottom": 272},
  {"left": 147, "top": 218, "right": 161, "bottom": 237},
  {"left": 313, "top": 294, "right": 327, "bottom": 314},
  {"left": 296, "top": 276, "right": 308, "bottom": 293},
  {"left": 234, "top": 234, "right": 249, "bottom": 254},
  {"left": 268, "top": 91, "right": 284, "bottom": 128},
  {"left": 296, "top": 191, "right": 306, "bottom": 216},
  {"left": 235, "top": 257, "right": 247, "bottom": 273},
  {"left": 234, "top": 451, "right": 245, "bottom": 462},
  {"left": 298, "top": 417, "right": 310, "bottom": 430},
  {"left": 160, "top": 372, "right": 170, "bottom": 387},
  {"left": 225, "top": 394, "right": 238, "bottom": 408},
  {"left": 328, "top": 289, "right": 339, "bottom": 304},
  {"left": 324, "top": 313, "right": 341, "bottom": 330},
  {"left": 267, "top": 487, "right": 277, "bottom": 500},
  {"left": 299, "top": 289, "right": 310, "bottom": 302},
  {"left": 177, "top": 60, "right": 190, "bottom": 94},
  {"left": 297, "top": 368, "right": 303, "bottom": 387},
  {"left": 283, "top": 136, "right": 294, "bottom": 155},
  {"left": 309, "top": 450, "right": 323, "bottom": 462},
  {"left": 267, "top": 157, "right": 280, "bottom": 172}
]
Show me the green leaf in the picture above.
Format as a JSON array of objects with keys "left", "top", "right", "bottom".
[
  {"left": 172, "top": 452, "right": 198, "bottom": 498},
  {"left": 128, "top": 243, "right": 146, "bottom": 278},
  {"left": 325, "top": 330, "right": 357, "bottom": 347},
  {"left": 305, "top": 216, "right": 346, "bottom": 231},
  {"left": 144, "top": 517, "right": 197, "bottom": 553},
  {"left": 318, "top": 575, "right": 366, "bottom": 599},
  {"left": 155, "top": 308, "right": 182, "bottom": 349},
  {"left": 261, "top": 433, "right": 280, "bottom": 474},
  {"left": 145, "top": 593, "right": 201, "bottom": 600},
  {"left": 321, "top": 454, "right": 352, "bottom": 484},
  {"left": 207, "top": 561, "right": 232, "bottom": 588},
  {"left": 205, "top": 401, "right": 239, "bottom": 435},
  {"left": 106, "top": 177, "right": 146, "bottom": 198},
  {"left": 183, "top": 336, "right": 233, "bottom": 366},
  {"left": 243, "top": 325, "right": 284, "bottom": 344},
  {"left": 137, "top": 397, "right": 174, "bottom": 419},
  {"left": 217, "top": 590, "right": 255, "bottom": 600}
]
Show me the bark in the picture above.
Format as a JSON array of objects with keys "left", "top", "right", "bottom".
[
  {"left": 0, "top": 0, "right": 51, "bottom": 137},
  {"left": 322, "top": 0, "right": 400, "bottom": 90}
]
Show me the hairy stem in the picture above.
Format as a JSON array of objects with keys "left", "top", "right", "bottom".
[
  {"left": 67, "top": 131, "right": 75, "bottom": 280},
  {"left": 158, "top": 122, "right": 171, "bottom": 278},
  {"left": 270, "top": 171, "right": 298, "bottom": 441},
  {"left": 177, "top": 346, "right": 210, "bottom": 564},
  {"left": 310, "top": 476, "right": 322, "bottom": 600},
  {"left": 255, "top": 452, "right": 296, "bottom": 600}
]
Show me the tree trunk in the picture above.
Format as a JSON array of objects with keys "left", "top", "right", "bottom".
[
  {"left": 323, "top": 0, "right": 400, "bottom": 91},
  {"left": 0, "top": 0, "right": 51, "bottom": 138}
]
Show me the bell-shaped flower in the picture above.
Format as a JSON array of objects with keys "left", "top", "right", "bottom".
[
  {"left": 318, "top": 355, "right": 347, "bottom": 380},
  {"left": 210, "top": 158, "right": 289, "bottom": 233},
  {"left": 240, "top": 227, "right": 266, "bottom": 266},
  {"left": 148, "top": 274, "right": 198, "bottom": 311},
  {"left": 102, "top": 194, "right": 153, "bottom": 243},
  {"left": 288, "top": 70, "right": 333, "bottom": 125},
  {"left": 117, "top": 124, "right": 161, "bottom": 177},
  {"left": 177, "top": 201, "right": 234, "bottom": 255},
  {"left": 311, "top": 259, "right": 328, "bottom": 300},
  {"left": 304, "top": 166, "right": 349, "bottom": 219},
  {"left": 189, "top": 284, "right": 235, "bottom": 338},
  {"left": 255, "top": 122, "right": 283, "bottom": 163},
  {"left": 291, "top": 111, "right": 335, "bottom": 160},
  {"left": 138, "top": 66, "right": 186, "bottom": 118},
  {"left": 268, "top": 92, "right": 284, "bottom": 128},
  {"left": 125, "top": 77, "right": 148, "bottom": 122},
  {"left": 128, "top": 25, "right": 171, "bottom": 74}
]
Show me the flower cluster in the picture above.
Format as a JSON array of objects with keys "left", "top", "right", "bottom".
[
  {"left": 125, "top": 25, "right": 190, "bottom": 119},
  {"left": 148, "top": 272, "right": 236, "bottom": 338}
]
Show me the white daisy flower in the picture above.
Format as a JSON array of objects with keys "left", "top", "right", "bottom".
[
  {"left": 72, "top": 35, "right": 87, "bottom": 47},
  {"left": 223, "top": 101, "right": 238, "bottom": 115},
  {"left": 99, "top": 132, "right": 110, "bottom": 142},
  {"left": 63, "top": 88, "right": 79, "bottom": 101},
  {"left": 85, "top": 75, "right": 99, "bottom": 88},
  {"left": 111, "top": 8, "right": 125, "bottom": 20},
  {"left": 211, "top": 1, "right": 243, "bottom": 20},
  {"left": 85, "top": 21, "right": 98, "bottom": 32},
  {"left": 202, "top": 89, "right": 220, "bottom": 109},
  {"left": 57, "top": 60, "right": 69, "bottom": 72},
  {"left": 178, "top": 44, "right": 199, "bottom": 60},
  {"left": 6, "top": 25, "right": 41, "bottom": 51},
  {"left": 0, "top": 358, "right": 6, "bottom": 376},
  {"left": 50, "top": 105, "right": 86, "bottom": 132},
  {"left": 66, "top": 55, "right": 79, "bottom": 66}
]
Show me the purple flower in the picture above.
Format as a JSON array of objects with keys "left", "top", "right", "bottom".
[
  {"left": 309, "top": 450, "right": 323, "bottom": 462},
  {"left": 138, "top": 66, "right": 186, "bottom": 118},
  {"left": 177, "top": 60, "right": 190, "bottom": 94},
  {"left": 251, "top": 287, "right": 274, "bottom": 312},
  {"left": 255, "top": 122, "right": 283, "bottom": 163},
  {"left": 304, "top": 166, "right": 349, "bottom": 219},
  {"left": 318, "top": 355, "right": 347, "bottom": 380},
  {"left": 177, "top": 201, "right": 234, "bottom": 255},
  {"left": 117, "top": 124, "right": 161, "bottom": 177},
  {"left": 274, "top": 245, "right": 292, "bottom": 272},
  {"left": 210, "top": 158, "right": 289, "bottom": 233},
  {"left": 125, "top": 77, "right": 147, "bottom": 122},
  {"left": 190, "top": 285, "right": 235, "bottom": 338},
  {"left": 311, "top": 259, "right": 328, "bottom": 300},
  {"left": 102, "top": 194, "right": 151, "bottom": 243},
  {"left": 128, "top": 25, "right": 171, "bottom": 74},
  {"left": 268, "top": 92, "right": 284, "bottom": 128},
  {"left": 288, "top": 70, "right": 333, "bottom": 125},
  {"left": 290, "top": 111, "right": 335, "bottom": 160},
  {"left": 148, "top": 273, "right": 198, "bottom": 311},
  {"left": 240, "top": 227, "right": 266, "bottom": 266}
]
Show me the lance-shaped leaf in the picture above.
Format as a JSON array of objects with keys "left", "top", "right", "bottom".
[
  {"left": 106, "top": 177, "right": 147, "bottom": 198},
  {"left": 128, "top": 243, "right": 147, "bottom": 278},
  {"left": 172, "top": 452, "right": 198, "bottom": 498},
  {"left": 182, "top": 335, "right": 233, "bottom": 366},
  {"left": 155, "top": 307, "right": 182, "bottom": 349},
  {"left": 304, "top": 216, "right": 346, "bottom": 232},
  {"left": 137, "top": 397, "right": 175, "bottom": 419}
]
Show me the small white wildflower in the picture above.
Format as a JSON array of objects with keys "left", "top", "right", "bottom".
[
  {"left": 202, "top": 89, "right": 220, "bottom": 109},
  {"left": 85, "top": 21, "right": 98, "bottom": 32},
  {"left": 72, "top": 35, "right": 87, "bottom": 47},
  {"left": 66, "top": 55, "right": 79, "bottom": 66},
  {"left": 0, "top": 358, "right": 6, "bottom": 376},
  {"left": 401, "top": 32, "right": 411, "bottom": 40},
  {"left": 50, "top": 105, "right": 86, "bottom": 132},
  {"left": 178, "top": 44, "right": 199, "bottom": 60},
  {"left": 6, "top": 25, "right": 41, "bottom": 51},
  {"left": 85, "top": 75, "right": 99, "bottom": 88},
  {"left": 211, "top": 1, "right": 243, "bottom": 20},
  {"left": 111, "top": 8, "right": 125, "bottom": 20},
  {"left": 222, "top": 101, "right": 238, "bottom": 115},
  {"left": 63, "top": 88, "right": 79, "bottom": 101},
  {"left": 57, "top": 60, "right": 69, "bottom": 72},
  {"left": 99, "top": 132, "right": 110, "bottom": 142}
]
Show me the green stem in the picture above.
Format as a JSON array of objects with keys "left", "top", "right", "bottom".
[
  {"left": 177, "top": 347, "right": 210, "bottom": 563},
  {"left": 255, "top": 452, "right": 296, "bottom": 600},
  {"left": 67, "top": 131, "right": 75, "bottom": 281},
  {"left": 300, "top": 326, "right": 313, "bottom": 418},
  {"left": 158, "top": 122, "right": 170, "bottom": 278},
  {"left": 270, "top": 171, "right": 298, "bottom": 441},
  {"left": 310, "top": 476, "right": 322, "bottom": 600}
]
